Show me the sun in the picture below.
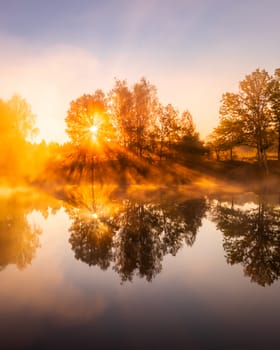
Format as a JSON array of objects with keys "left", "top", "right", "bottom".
[
  {"left": 90, "top": 125, "right": 98, "bottom": 134},
  {"left": 92, "top": 212, "right": 98, "bottom": 219},
  {"left": 89, "top": 123, "right": 99, "bottom": 142}
]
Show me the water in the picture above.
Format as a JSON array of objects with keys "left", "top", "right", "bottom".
[{"left": 0, "top": 186, "right": 280, "bottom": 350}]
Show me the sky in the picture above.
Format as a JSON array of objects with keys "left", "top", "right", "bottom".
[{"left": 0, "top": 0, "right": 279, "bottom": 142}]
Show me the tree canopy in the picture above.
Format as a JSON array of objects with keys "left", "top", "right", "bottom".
[
  {"left": 64, "top": 77, "right": 204, "bottom": 165},
  {"left": 0, "top": 95, "right": 38, "bottom": 182},
  {"left": 209, "top": 68, "right": 280, "bottom": 165}
]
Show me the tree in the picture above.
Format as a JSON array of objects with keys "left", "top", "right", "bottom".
[
  {"left": 154, "top": 103, "right": 179, "bottom": 160},
  {"left": 176, "top": 110, "right": 206, "bottom": 159},
  {"left": 217, "top": 93, "right": 244, "bottom": 159},
  {"left": 270, "top": 68, "right": 280, "bottom": 160},
  {"left": 132, "top": 78, "right": 158, "bottom": 158},
  {"left": 206, "top": 132, "right": 223, "bottom": 160},
  {"left": 109, "top": 79, "right": 134, "bottom": 149},
  {"left": 0, "top": 95, "right": 38, "bottom": 182},
  {"left": 239, "top": 69, "right": 274, "bottom": 165},
  {"left": 65, "top": 90, "right": 114, "bottom": 146},
  {"left": 109, "top": 78, "right": 161, "bottom": 159},
  {"left": 64, "top": 90, "right": 117, "bottom": 182},
  {"left": 217, "top": 69, "right": 274, "bottom": 170},
  {"left": 208, "top": 116, "right": 243, "bottom": 161},
  {"left": 6, "top": 95, "right": 38, "bottom": 140}
]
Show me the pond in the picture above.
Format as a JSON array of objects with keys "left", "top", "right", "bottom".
[{"left": 0, "top": 185, "right": 280, "bottom": 350}]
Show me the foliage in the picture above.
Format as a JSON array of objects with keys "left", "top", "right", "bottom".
[
  {"left": 270, "top": 68, "right": 280, "bottom": 159},
  {"left": 64, "top": 77, "right": 204, "bottom": 171},
  {"left": 109, "top": 79, "right": 134, "bottom": 148},
  {"left": 153, "top": 103, "right": 180, "bottom": 160},
  {"left": 0, "top": 95, "right": 38, "bottom": 182},
  {"left": 176, "top": 111, "right": 206, "bottom": 159},
  {"left": 209, "top": 68, "right": 279, "bottom": 166},
  {"left": 65, "top": 90, "right": 115, "bottom": 146}
]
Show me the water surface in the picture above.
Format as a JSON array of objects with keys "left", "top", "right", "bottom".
[{"left": 0, "top": 186, "right": 279, "bottom": 350}]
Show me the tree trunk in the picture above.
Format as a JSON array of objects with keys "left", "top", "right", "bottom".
[
  {"left": 278, "top": 124, "right": 280, "bottom": 161},
  {"left": 159, "top": 140, "right": 163, "bottom": 162},
  {"left": 257, "top": 134, "right": 269, "bottom": 174},
  {"left": 262, "top": 150, "right": 269, "bottom": 175},
  {"left": 215, "top": 150, "right": 220, "bottom": 161}
]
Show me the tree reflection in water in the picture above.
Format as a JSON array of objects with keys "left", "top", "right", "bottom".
[
  {"left": 0, "top": 195, "right": 42, "bottom": 271},
  {"left": 112, "top": 201, "right": 163, "bottom": 282},
  {"left": 211, "top": 195, "right": 280, "bottom": 286},
  {"left": 113, "top": 198, "right": 208, "bottom": 282},
  {"left": 68, "top": 213, "right": 114, "bottom": 270},
  {"left": 67, "top": 189, "right": 208, "bottom": 282},
  {"left": 3, "top": 185, "right": 280, "bottom": 287}
]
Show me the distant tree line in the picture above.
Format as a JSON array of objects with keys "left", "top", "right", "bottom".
[
  {"left": 65, "top": 77, "right": 205, "bottom": 163},
  {"left": 0, "top": 78, "right": 206, "bottom": 185},
  {"left": 0, "top": 70, "right": 279, "bottom": 185},
  {"left": 208, "top": 68, "right": 280, "bottom": 169}
]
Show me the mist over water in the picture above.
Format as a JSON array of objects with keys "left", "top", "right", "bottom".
[{"left": 0, "top": 183, "right": 279, "bottom": 350}]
